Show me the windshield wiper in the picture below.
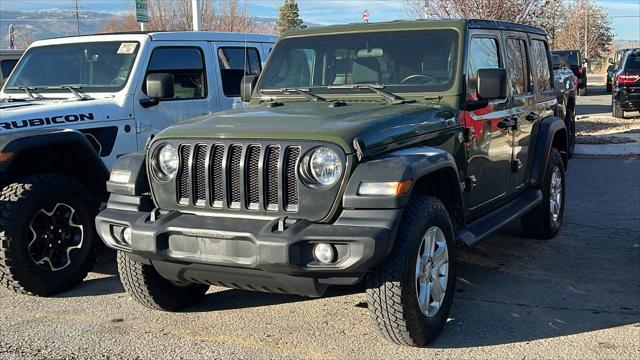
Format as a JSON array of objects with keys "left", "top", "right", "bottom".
[
  {"left": 327, "top": 84, "right": 411, "bottom": 104},
  {"left": 44, "top": 85, "right": 92, "bottom": 100},
  {"left": 7, "top": 86, "right": 38, "bottom": 100},
  {"left": 262, "top": 88, "right": 326, "bottom": 102}
]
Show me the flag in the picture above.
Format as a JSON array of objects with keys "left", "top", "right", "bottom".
[
  {"left": 363, "top": 9, "right": 369, "bottom": 23},
  {"left": 9, "top": 24, "right": 16, "bottom": 49}
]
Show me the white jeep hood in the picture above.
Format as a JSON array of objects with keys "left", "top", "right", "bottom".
[{"left": 0, "top": 98, "right": 131, "bottom": 134}]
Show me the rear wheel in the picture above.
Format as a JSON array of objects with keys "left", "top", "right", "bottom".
[
  {"left": 578, "top": 87, "right": 587, "bottom": 96},
  {"left": 521, "top": 148, "right": 565, "bottom": 239},
  {"left": 565, "top": 106, "right": 576, "bottom": 157},
  {"left": 117, "top": 252, "right": 209, "bottom": 311},
  {"left": 0, "top": 175, "right": 98, "bottom": 296},
  {"left": 366, "top": 195, "right": 456, "bottom": 346},
  {"left": 612, "top": 98, "right": 624, "bottom": 118}
]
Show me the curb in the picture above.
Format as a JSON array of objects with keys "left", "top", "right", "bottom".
[{"left": 574, "top": 143, "right": 640, "bottom": 156}]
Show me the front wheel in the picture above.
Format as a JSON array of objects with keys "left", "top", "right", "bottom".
[
  {"left": 0, "top": 175, "right": 98, "bottom": 296},
  {"left": 521, "top": 148, "right": 565, "bottom": 239},
  {"left": 366, "top": 195, "right": 456, "bottom": 347},
  {"left": 117, "top": 252, "right": 209, "bottom": 311}
]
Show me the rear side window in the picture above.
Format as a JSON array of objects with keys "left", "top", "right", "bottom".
[
  {"left": 531, "top": 40, "right": 552, "bottom": 92},
  {"left": 467, "top": 37, "right": 500, "bottom": 99},
  {"left": 217, "top": 47, "right": 262, "bottom": 97},
  {"left": 506, "top": 38, "right": 531, "bottom": 96},
  {"left": 144, "top": 47, "right": 206, "bottom": 100},
  {"left": 1, "top": 59, "right": 18, "bottom": 78},
  {"left": 624, "top": 54, "right": 640, "bottom": 70}
]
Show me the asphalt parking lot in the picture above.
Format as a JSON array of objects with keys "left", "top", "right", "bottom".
[{"left": 1, "top": 90, "right": 639, "bottom": 360}]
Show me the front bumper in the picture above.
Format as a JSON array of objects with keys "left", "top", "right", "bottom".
[{"left": 96, "top": 204, "right": 401, "bottom": 297}]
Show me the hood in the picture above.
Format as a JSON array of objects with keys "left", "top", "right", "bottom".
[
  {"left": 155, "top": 101, "right": 457, "bottom": 153},
  {"left": 0, "top": 98, "right": 130, "bottom": 134}
]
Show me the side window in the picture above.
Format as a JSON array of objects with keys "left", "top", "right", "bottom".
[
  {"left": 1, "top": 59, "right": 19, "bottom": 78},
  {"left": 144, "top": 47, "right": 206, "bottom": 100},
  {"left": 531, "top": 40, "right": 552, "bottom": 92},
  {"left": 217, "top": 47, "right": 262, "bottom": 97},
  {"left": 506, "top": 38, "right": 531, "bottom": 96},
  {"left": 467, "top": 37, "right": 500, "bottom": 99}
]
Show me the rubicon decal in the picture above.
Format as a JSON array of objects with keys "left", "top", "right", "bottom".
[{"left": 0, "top": 113, "right": 95, "bottom": 131}]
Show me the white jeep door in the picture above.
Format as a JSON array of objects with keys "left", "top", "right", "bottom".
[
  {"left": 212, "top": 42, "right": 265, "bottom": 111},
  {"left": 133, "top": 41, "right": 215, "bottom": 150}
]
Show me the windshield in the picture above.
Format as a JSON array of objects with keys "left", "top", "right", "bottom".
[
  {"left": 5, "top": 41, "right": 139, "bottom": 92},
  {"left": 258, "top": 29, "right": 459, "bottom": 94},
  {"left": 552, "top": 51, "right": 580, "bottom": 66}
]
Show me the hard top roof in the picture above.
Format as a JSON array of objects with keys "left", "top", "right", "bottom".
[{"left": 282, "top": 18, "right": 546, "bottom": 38}]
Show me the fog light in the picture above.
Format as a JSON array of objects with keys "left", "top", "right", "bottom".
[
  {"left": 122, "top": 227, "right": 132, "bottom": 244},
  {"left": 313, "top": 243, "right": 335, "bottom": 264}
]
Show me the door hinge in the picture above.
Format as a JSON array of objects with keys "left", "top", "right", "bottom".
[{"left": 136, "top": 122, "right": 152, "bottom": 134}]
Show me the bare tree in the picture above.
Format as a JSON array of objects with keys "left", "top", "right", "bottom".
[
  {"left": 403, "top": 0, "right": 547, "bottom": 26},
  {"left": 99, "top": 0, "right": 266, "bottom": 34},
  {"left": 553, "top": 0, "right": 613, "bottom": 60}
]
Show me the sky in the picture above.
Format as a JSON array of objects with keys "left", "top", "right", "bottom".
[{"left": 1, "top": 0, "right": 639, "bottom": 40}]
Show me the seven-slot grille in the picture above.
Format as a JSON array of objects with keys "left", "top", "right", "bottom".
[{"left": 176, "top": 143, "right": 301, "bottom": 212}]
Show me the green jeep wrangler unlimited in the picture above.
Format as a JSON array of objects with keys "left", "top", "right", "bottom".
[{"left": 97, "top": 19, "right": 568, "bottom": 346}]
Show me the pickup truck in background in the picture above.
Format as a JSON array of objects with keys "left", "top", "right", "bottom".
[{"left": 0, "top": 31, "right": 277, "bottom": 297}]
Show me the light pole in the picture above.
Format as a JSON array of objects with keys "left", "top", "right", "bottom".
[{"left": 192, "top": 0, "right": 200, "bottom": 31}]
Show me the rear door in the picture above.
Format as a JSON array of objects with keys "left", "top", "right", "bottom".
[
  {"left": 212, "top": 42, "right": 264, "bottom": 110},
  {"left": 503, "top": 33, "right": 536, "bottom": 194},
  {"left": 513, "top": 36, "right": 555, "bottom": 188},
  {"left": 133, "top": 41, "right": 214, "bottom": 149}
]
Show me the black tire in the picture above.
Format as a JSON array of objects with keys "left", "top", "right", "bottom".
[
  {"left": 0, "top": 175, "right": 98, "bottom": 296},
  {"left": 366, "top": 195, "right": 457, "bottom": 347},
  {"left": 578, "top": 87, "right": 586, "bottom": 96},
  {"left": 606, "top": 82, "right": 612, "bottom": 93},
  {"left": 117, "top": 251, "right": 208, "bottom": 311},
  {"left": 612, "top": 99, "right": 624, "bottom": 118},
  {"left": 521, "top": 148, "right": 565, "bottom": 239}
]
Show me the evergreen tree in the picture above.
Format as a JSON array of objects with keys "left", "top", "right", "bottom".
[{"left": 278, "top": 0, "right": 304, "bottom": 34}]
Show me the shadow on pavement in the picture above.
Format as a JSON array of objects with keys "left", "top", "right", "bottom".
[
  {"left": 187, "top": 283, "right": 364, "bottom": 313},
  {"left": 576, "top": 103, "right": 611, "bottom": 116}
]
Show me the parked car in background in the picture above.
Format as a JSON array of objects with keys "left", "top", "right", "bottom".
[
  {"left": 0, "top": 49, "right": 24, "bottom": 85},
  {"left": 552, "top": 55, "right": 578, "bottom": 155},
  {"left": 612, "top": 48, "right": 640, "bottom": 118},
  {"left": 0, "top": 31, "right": 276, "bottom": 297},
  {"left": 552, "top": 50, "right": 587, "bottom": 96},
  {"left": 607, "top": 64, "right": 616, "bottom": 93},
  {"left": 97, "top": 19, "right": 570, "bottom": 346}
]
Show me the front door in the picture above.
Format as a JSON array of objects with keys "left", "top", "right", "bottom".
[
  {"left": 463, "top": 32, "right": 513, "bottom": 213},
  {"left": 134, "top": 42, "right": 214, "bottom": 150},
  {"left": 212, "top": 42, "right": 264, "bottom": 111}
]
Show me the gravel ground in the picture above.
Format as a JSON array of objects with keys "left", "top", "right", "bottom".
[
  {"left": 1, "top": 158, "right": 639, "bottom": 359},
  {"left": 575, "top": 80, "right": 640, "bottom": 145}
]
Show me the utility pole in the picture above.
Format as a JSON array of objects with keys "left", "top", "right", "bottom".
[
  {"left": 72, "top": 0, "right": 80, "bottom": 36},
  {"left": 584, "top": 0, "right": 588, "bottom": 62},
  {"left": 192, "top": 0, "right": 200, "bottom": 31},
  {"left": 422, "top": 0, "right": 430, "bottom": 19}
]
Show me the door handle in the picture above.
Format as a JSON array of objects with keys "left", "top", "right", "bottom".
[
  {"left": 525, "top": 112, "right": 540, "bottom": 122},
  {"left": 497, "top": 117, "right": 518, "bottom": 130}
]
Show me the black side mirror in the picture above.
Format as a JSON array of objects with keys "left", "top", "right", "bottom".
[
  {"left": 477, "top": 68, "right": 508, "bottom": 100},
  {"left": 141, "top": 73, "right": 174, "bottom": 108},
  {"left": 241, "top": 75, "right": 258, "bottom": 103}
]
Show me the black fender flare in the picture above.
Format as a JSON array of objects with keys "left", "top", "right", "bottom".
[
  {"left": 0, "top": 128, "right": 108, "bottom": 177},
  {"left": 343, "top": 146, "right": 462, "bottom": 209},
  {"left": 529, "top": 116, "right": 568, "bottom": 187}
]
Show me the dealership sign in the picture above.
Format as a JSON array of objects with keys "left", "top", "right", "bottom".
[{"left": 135, "top": 0, "right": 149, "bottom": 23}]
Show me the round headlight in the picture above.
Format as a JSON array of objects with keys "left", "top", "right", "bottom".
[
  {"left": 309, "top": 147, "right": 342, "bottom": 187},
  {"left": 156, "top": 144, "right": 179, "bottom": 179}
]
